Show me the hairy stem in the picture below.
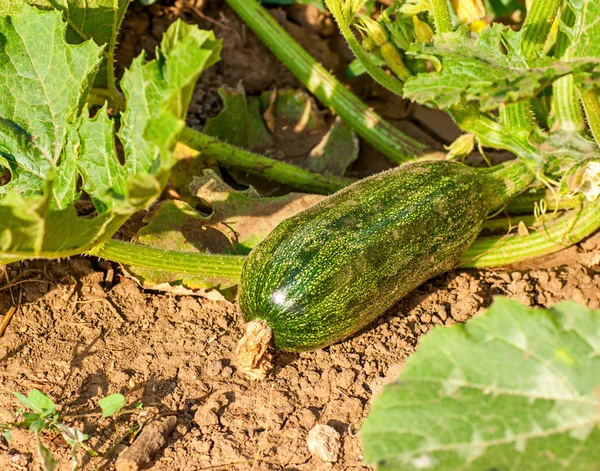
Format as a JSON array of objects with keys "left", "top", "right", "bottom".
[
  {"left": 461, "top": 201, "right": 600, "bottom": 267},
  {"left": 505, "top": 189, "right": 584, "bottom": 214},
  {"left": 550, "top": 6, "right": 585, "bottom": 132},
  {"left": 225, "top": 0, "right": 426, "bottom": 164},
  {"left": 553, "top": 75, "right": 586, "bottom": 133},
  {"left": 430, "top": 0, "right": 454, "bottom": 34},
  {"left": 87, "top": 240, "right": 246, "bottom": 281},
  {"left": 521, "top": 0, "right": 563, "bottom": 58},
  {"left": 580, "top": 90, "right": 600, "bottom": 146},
  {"left": 481, "top": 160, "right": 535, "bottom": 212},
  {"left": 499, "top": 0, "right": 563, "bottom": 137},
  {"left": 179, "top": 127, "right": 353, "bottom": 194}
]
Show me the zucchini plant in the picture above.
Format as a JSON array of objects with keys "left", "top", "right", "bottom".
[{"left": 1, "top": 0, "right": 599, "bottom": 362}]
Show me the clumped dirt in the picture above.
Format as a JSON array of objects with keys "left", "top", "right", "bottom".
[
  {"left": 1, "top": 235, "right": 600, "bottom": 470},
  {"left": 2, "top": 1, "right": 600, "bottom": 470}
]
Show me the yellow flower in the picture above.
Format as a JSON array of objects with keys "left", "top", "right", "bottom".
[
  {"left": 451, "top": 0, "right": 487, "bottom": 30},
  {"left": 445, "top": 134, "right": 475, "bottom": 160}
]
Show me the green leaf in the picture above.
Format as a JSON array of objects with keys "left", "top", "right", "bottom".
[
  {"left": 0, "top": 9, "right": 221, "bottom": 263},
  {"left": 2, "top": 429, "right": 12, "bottom": 441},
  {"left": 567, "top": 0, "right": 600, "bottom": 64},
  {"left": 98, "top": 394, "right": 126, "bottom": 417},
  {"left": 362, "top": 298, "right": 600, "bottom": 471},
  {"left": 0, "top": 0, "right": 129, "bottom": 88},
  {"left": 404, "top": 24, "right": 600, "bottom": 111},
  {"left": 29, "top": 419, "right": 45, "bottom": 434},
  {"left": 14, "top": 390, "right": 55, "bottom": 415}
]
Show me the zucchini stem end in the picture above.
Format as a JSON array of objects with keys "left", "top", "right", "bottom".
[{"left": 234, "top": 320, "right": 274, "bottom": 380}]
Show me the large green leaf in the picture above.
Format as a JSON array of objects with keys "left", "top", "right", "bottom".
[
  {"left": 0, "top": 0, "right": 130, "bottom": 88},
  {"left": 0, "top": 7, "right": 221, "bottom": 263},
  {"left": 566, "top": 0, "right": 600, "bottom": 62},
  {"left": 362, "top": 298, "right": 600, "bottom": 470},
  {"left": 403, "top": 24, "right": 600, "bottom": 111}
]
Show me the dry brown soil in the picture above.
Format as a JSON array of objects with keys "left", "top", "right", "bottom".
[{"left": 1, "top": 1, "right": 600, "bottom": 470}]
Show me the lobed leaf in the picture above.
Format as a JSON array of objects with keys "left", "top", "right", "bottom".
[
  {"left": 0, "top": 0, "right": 130, "bottom": 88},
  {"left": 362, "top": 298, "right": 600, "bottom": 470},
  {"left": 403, "top": 24, "right": 600, "bottom": 111},
  {"left": 0, "top": 8, "right": 221, "bottom": 263}
]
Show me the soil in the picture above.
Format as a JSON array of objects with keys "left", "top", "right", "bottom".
[{"left": 2, "top": 1, "right": 600, "bottom": 470}]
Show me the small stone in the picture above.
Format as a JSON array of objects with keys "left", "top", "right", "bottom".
[{"left": 306, "top": 424, "right": 341, "bottom": 462}]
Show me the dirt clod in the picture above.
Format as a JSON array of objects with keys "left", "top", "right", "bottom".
[
  {"left": 115, "top": 417, "right": 177, "bottom": 471},
  {"left": 307, "top": 424, "right": 342, "bottom": 462}
]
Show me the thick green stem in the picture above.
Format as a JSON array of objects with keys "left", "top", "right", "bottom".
[
  {"left": 86, "top": 200, "right": 600, "bottom": 278},
  {"left": 521, "top": 0, "right": 563, "bottom": 58},
  {"left": 580, "top": 90, "right": 600, "bottom": 146},
  {"left": 88, "top": 240, "right": 246, "bottom": 281},
  {"left": 450, "top": 104, "right": 541, "bottom": 169},
  {"left": 460, "top": 201, "right": 600, "bottom": 267},
  {"left": 500, "top": 102, "right": 537, "bottom": 135},
  {"left": 430, "top": 0, "right": 454, "bottom": 34},
  {"left": 500, "top": 0, "right": 563, "bottom": 137},
  {"left": 482, "top": 214, "right": 537, "bottom": 232},
  {"left": 481, "top": 160, "right": 535, "bottom": 211},
  {"left": 179, "top": 127, "right": 354, "bottom": 194},
  {"left": 551, "top": 7, "right": 585, "bottom": 132},
  {"left": 506, "top": 189, "right": 583, "bottom": 213},
  {"left": 553, "top": 75, "right": 586, "bottom": 133},
  {"left": 225, "top": 0, "right": 426, "bottom": 164}
]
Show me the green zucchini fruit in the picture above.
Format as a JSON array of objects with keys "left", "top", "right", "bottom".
[{"left": 235, "top": 160, "right": 532, "bottom": 379}]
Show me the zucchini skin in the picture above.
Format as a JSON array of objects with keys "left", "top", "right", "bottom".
[{"left": 239, "top": 161, "right": 488, "bottom": 351}]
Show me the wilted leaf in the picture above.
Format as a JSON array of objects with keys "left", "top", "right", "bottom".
[
  {"left": 362, "top": 298, "right": 600, "bottom": 471},
  {"left": 56, "top": 423, "right": 90, "bottom": 446},
  {"left": 124, "top": 171, "right": 323, "bottom": 298},
  {"left": 36, "top": 436, "right": 57, "bottom": 471},
  {"left": 203, "top": 85, "right": 273, "bottom": 151},
  {"left": 204, "top": 86, "right": 358, "bottom": 177}
]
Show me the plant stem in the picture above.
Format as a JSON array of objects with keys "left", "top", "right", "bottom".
[
  {"left": 505, "top": 189, "right": 583, "bottom": 213},
  {"left": 178, "top": 127, "right": 353, "bottom": 194},
  {"left": 482, "top": 214, "right": 537, "bottom": 232},
  {"left": 87, "top": 240, "right": 246, "bottom": 281},
  {"left": 482, "top": 160, "right": 535, "bottom": 211},
  {"left": 450, "top": 104, "right": 541, "bottom": 168},
  {"left": 550, "top": 5, "right": 585, "bottom": 132},
  {"left": 225, "top": 0, "right": 426, "bottom": 164},
  {"left": 580, "top": 90, "right": 600, "bottom": 146},
  {"left": 498, "top": 0, "right": 562, "bottom": 138},
  {"left": 87, "top": 199, "right": 600, "bottom": 278},
  {"left": 500, "top": 102, "right": 536, "bottom": 135},
  {"left": 521, "top": 0, "right": 563, "bottom": 58},
  {"left": 430, "top": 0, "right": 454, "bottom": 34},
  {"left": 460, "top": 201, "right": 600, "bottom": 267},
  {"left": 553, "top": 75, "right": 586, "bottom": 133}
]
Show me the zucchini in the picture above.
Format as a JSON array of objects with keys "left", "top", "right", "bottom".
[{"left": 235, "top": 160, "right": 533, "bottom": 379}]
